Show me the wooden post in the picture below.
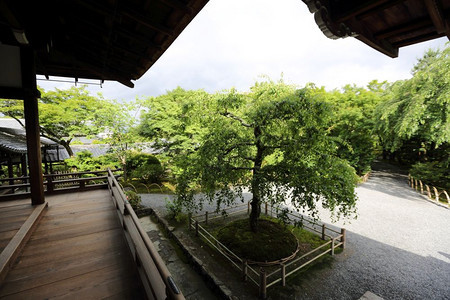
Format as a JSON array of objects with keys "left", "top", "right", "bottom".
[
  {"left": 47, "top": 175, "right": 53, "bottom": 193},
  {"left": 7, "top": 155, "right": 14, "bottom": 186},
  {"left": 205, "top": 211, "right": 208, "bottom": 225},
  {"left": 248, "top": 202, "right": 250, "bottom": 215},
  {"left": 331, "top": 238, "right": 335, "bottom": 256},
  {"left": 340, "top": 228, "right": 346, "bottom": 249},
  {"left": 321, "top": 224, "right": 326, "bottom": 240},
  {"left": 21, "top": 47, "right": 44, "bottom": 205},
  {"left": 265, "top": 203, "right": 268, "bottom": 215},
  {"left": 242, "top": 260, "right": 248, "bottom": 281},
  {"left": 414, "top": 179, "right": 418, "bottom": 190},
  {"left": 419, "top": 180, "right": 423, "bottom": 194},
  {"left": 80, "top": 178, "right": 86, "bottom": 190},
  {"left": 281, "top": 263, "right": 286, "bottom": 287},
  {"left": 259, "top": 268, "right": 267, "bottom": 299},
  {"left": 195, "top": 221, "right": 199, "bottom": 237}
]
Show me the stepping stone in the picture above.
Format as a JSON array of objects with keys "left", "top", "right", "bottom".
[{"left": 359, "top": 291, "right": 384, "bottom": 300}]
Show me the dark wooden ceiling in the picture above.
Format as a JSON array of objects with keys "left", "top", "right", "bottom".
[
  {"left": 0, "top": 0, "right": 209, "bottom": 87},
  {"left": 302, "top": 0, "right": 450, "bottom": 57}
]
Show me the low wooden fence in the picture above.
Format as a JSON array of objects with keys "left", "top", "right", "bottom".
[
  {"left": 189, "top": 203, "right": 345, "bottom": 299},
  {"left": 0, "top": 170, "right": 120, "bottom": 200},
  {"left": 408, "top": 175, "right": 449, "bottom": 208},
  {"left": 107, "top": 169, "right": 184, "bottom": 300}
]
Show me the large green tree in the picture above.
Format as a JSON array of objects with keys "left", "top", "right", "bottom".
[
  {"left": 153, "top": 80, "right": 358, "bottom": 232},
  {"left": 0, "top": 86, "right": 119, "bottom": 156}
]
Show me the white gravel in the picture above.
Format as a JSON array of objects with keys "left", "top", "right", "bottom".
[{"left": 141, "top": 163, "right": 450, "bottom": 300}]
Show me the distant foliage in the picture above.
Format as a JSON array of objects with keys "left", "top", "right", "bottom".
[
  {"left": 65, "top": 150, "right": 120, "bottom": 172},
  {"left": 374, "top": 44, "right": 449, "bottom": 186}
]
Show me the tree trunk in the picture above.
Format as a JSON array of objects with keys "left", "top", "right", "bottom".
[
  {"left": 250, "top": 126, "right": 264, "bottom": 232},
  {"left": 60, "top": 139, "right": 73, "bottom": 157}
]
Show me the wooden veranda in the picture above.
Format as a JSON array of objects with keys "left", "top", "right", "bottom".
[{"left": 0, "top": 171, "right": 183, "bottom": 299}]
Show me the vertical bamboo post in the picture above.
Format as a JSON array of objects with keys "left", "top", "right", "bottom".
[
  {"left": 433, "top": 187, "right": 439, "bottom": 202},
  {"left": 414, "top": 179, "right": 418, "bottom": 190},
  {"left": 331, "top": 238, "right": 335, "bottom": 256},
  {"left": 265, "top": 203, "right": 268, "bottom": 215},
  {"left": 340, "top": 228, "right": 346, "bottom": 249},
  {"left": 242, "top": 260, "right": 248, "bottom": 281},
  {"left": 248, "top": 202, "right": 250, "bottom": 215},
  {"left": 205, "top": 211, "right": 208, "bottom": 225},
  {"left": 321, "top": 224, "right": 326, "bottom": 240},
  {"left": 259, "top": 268, "right": 267, "bottom": 299},
  {"left": 195, "top": 221, "right": 199, "bottom": 237},
  {"left": 426, "top": 185, "right": 432, "bottom": 199},
  {"left": 281, "top": 264, "right": 286, "bottom": 287},
  {"left": 419, "top": 180, "right": 423, "bottom": 194}
]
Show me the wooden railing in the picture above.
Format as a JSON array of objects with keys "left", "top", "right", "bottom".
[
  {"left": 0, "top": 170, "right": 119, "bottom": 200},
  {"left": 107, "top": 169, "right": 184, "bottom": 300},
  {"left": 408, "top": 175, "right": 449, "bottom": 207},
  {"left": 190, "top": 203, "right": 345, "bottom": 299}
]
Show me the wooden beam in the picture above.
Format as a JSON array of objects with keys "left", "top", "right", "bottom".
[
  {"left": 424, "top": 0, "right": 447, "bottom": 35},
  {"left": 21, "top": 47, "right": 45, "bottom": 205},
  {"left": 374, "top": 19, "right": 433, "bottom": 40},
  {"left": 354, "top": 0, "right": 404, "bottom": 21},
  {"left": 392, "top": 31, "right": 444, "bottom": 48},
  {"left": 333, "top": 0, "right": 399, "bottom": 22},
  {"left": 121, "top": 9, "right": 174, "bottom": 36},
  {"left": 159, "top": 0, "right": 193, "bottom": 14}
]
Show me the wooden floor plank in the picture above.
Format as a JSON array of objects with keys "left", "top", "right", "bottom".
[
  {"left": 0, "top": 190, "right": 146, "bottom": 299},
  {"left": 1, "top": 263, "right": 136, "bottom": 299},
  {"left": 30, "top": 214, "right": 120, "bottom": 243}
]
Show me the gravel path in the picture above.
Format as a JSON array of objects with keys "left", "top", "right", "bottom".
[
  {"left": 141, "top": 162, "right": 450, "bottom": 300},
  {"left": 282, "top": 164, "right": 450, "bottom": 300}
]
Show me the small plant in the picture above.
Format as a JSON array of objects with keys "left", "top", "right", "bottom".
[{"left": 125, "top": 190, "right": 141, "bottom": 210}]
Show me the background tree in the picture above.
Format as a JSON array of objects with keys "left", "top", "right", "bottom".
[
  {"left": 374, "top": 44, "right": 449, "bottom": 187},
  {"left": 0, "top": 86, "right": 118, "bottom": 156},
  {"left": 174, "top": 80, "right": 358, "bottom": 232},
  {"left": 317, "top": 81, "right": 388, "bottom": 174}
]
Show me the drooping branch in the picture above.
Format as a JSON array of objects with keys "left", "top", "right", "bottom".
[
  {"left": 222, "top": 142, "right": 256, "bottom": 156},
  {"left": 221, "top": 112, "right": 253, "bottom": 128}
]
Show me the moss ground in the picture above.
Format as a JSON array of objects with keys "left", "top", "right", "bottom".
[{"left": 216, "top": 218, "right": 298, "bottom": 262}]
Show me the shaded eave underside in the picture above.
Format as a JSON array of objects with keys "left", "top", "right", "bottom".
[
  {"left": 0, "top": 0, "right": 209, "bottom": 87},
  {"left": 303, "top": 0, "right": 450, "bottom": 57}
]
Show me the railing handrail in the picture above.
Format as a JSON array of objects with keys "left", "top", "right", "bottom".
[{"left": 107, "top": 169, "right": 184, "bottom": 300}]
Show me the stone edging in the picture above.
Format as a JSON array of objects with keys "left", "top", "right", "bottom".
[{"left": 148, "top": 208, "right": 235, "bottom": 300}]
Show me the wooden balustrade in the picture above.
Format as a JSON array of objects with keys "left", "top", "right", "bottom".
[
  {"left": 107, "top": 169, "right": 184, "bottom": 300},
  {"left": 408, "top": 175, "right": 449, "bottom": 207}
]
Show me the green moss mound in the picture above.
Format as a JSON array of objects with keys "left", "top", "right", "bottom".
[{"left": 217, "top": 219, "right": 297, "bottom": 262}]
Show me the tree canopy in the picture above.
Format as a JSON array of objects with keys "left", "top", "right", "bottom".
[
  {"left": 0, "top": 86, "right": 121, "bottom": 156},
  {"left": 141, "top": 80, "right": 359, "bottom": 231}
]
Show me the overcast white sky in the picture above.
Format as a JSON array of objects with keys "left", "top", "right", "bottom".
[{"left": 37, "top": 0, "right": 448, "bottom": 102}]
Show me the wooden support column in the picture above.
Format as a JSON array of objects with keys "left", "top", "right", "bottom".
[
  {"left": 21, "top": 47, "right": 44, "bottom": 205},
  {"left": 7, "top": 155, "right": 14, "bottom": 186}
]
